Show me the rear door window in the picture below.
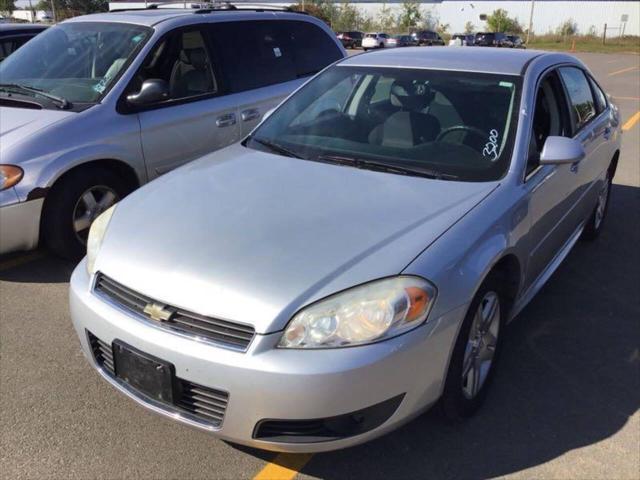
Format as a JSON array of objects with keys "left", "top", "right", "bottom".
[
  {"left": 559, "top": 67, "right": 596, "bottom": 133},
  {"left": 208, "top": 20, "right": 340, "bottom": 93},
  {"left": 208, "top": 20, "right": 296, "bottom": 93},
  {"left": 588, "top": 76, "right": 607, "bottom": 114},
  {"left": 288, "top": 21, "right": 342, "bottom": 77}
]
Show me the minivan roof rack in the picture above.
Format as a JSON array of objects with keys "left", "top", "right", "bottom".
[{"left": 109, "top": 1, "right": 307, "bottom": 14}]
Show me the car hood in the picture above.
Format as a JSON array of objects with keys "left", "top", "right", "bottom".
[
  {"left": 97, "top": 144, "right": 498, "bottom": 334},
  {"left": 0, "top": 106, "right": 74, "bottom": 156}
]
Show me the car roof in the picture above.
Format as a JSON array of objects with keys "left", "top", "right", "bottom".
[
  {"left": 63, "top": 9, "right": 310, "bottom": 28},
  {"left": 340, "top": 47, "right": 569, "bottom": 76}
]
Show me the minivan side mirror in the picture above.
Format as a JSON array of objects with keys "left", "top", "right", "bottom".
[
  {"left": 126, "top": 79, "right": 169, "bottom": 107},
  {"left": 539, "top": 136, "right": 586, "bottom": 165}
]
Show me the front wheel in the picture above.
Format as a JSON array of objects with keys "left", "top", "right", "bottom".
[
  {"left": 41, "top": 167, "right": 130, "bottom": 260},
  {"left": 582, "top": 170, "right": 612, "bottom": 240},
  {"left": 441, "top": 276, "right": 506, "bottom": 420}
]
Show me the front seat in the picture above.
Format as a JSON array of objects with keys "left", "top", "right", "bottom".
[
  {"left": 169, "top": 48, "right": 213, "bottom": 98},
  {"left": 369, "top": 80, "right": 441, "bottom": 148}
]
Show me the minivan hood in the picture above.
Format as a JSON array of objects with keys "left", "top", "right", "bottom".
[
  {"left": 0, "top": 106, "right": 74, "bottom": 156},
  {"left": 97, "top": 144, "right": 497, "bottom": 334}
]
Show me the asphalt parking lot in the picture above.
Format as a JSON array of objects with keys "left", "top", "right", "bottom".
[{"left": 1, "top": 51, "right": 639, "bottom": 480}]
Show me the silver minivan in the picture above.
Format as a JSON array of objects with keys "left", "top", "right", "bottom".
[{"left": 0, "top": 6, "right": 345, "bottom": 258}]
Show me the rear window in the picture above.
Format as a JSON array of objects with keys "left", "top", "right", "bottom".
[{"left": 208, "top": 20, "right": 341, "bottom": 93}]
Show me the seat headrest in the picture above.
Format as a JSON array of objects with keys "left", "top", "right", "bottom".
[
  {"left": 390, "top": 80, "right": 434, "bottom": 111},
  {"left": 184, "top": 48, "right": 208, "bottom": 70}
]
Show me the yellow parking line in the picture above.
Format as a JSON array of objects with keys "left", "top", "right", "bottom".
[
  {"left": 253, "top": 453, "right": 314, "bottom": 480},
  {"left": 608, "top": 65, "right": 640, "bottom": 77},
  {"left": 0, "top": 251, "right": 45, "bottom": 272},
  {"left": 622, "top": 111, "right": 640, "bottom": 131}
]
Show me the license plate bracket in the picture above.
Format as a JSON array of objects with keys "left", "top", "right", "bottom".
[{"left": 113, "top": 340, "right": 176, "bottom": 404}]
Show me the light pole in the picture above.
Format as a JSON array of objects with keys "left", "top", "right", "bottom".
[
  {"left": 50, "top": 0, "right": 57, "bottom": 22},
  {"left": 526, "top": 0, "right": 535, "bottom": 44}
]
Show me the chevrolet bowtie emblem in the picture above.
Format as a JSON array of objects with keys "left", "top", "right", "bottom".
[{"left": 143, "top": 302, "right": 173, "bottom": 322}]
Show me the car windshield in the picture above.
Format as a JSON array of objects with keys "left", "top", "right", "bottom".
[
  {"left": 0, "top": 22, "right": 151, "bottom": 104},
  {"left": 248, "top": 66, "right": 521, "bottom": 182}
]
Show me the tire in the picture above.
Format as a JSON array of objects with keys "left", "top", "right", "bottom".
[
  {"left": 582, "top": 169, "right": 612, "bottom": 241},
  {"left": 41, "top": 166, "right": 130, "bottom": 260},
  {"left": 363, "top": 47, "right": 368, "bottom": 52},
  {"left": 440, "top": 275, "right": 506, "bottom": 421},
  {"left": 379, "top": 43, "right": 384, "bottom": 48}
]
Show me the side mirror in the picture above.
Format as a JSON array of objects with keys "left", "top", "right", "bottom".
[
  {"left": 126, "top": 79, "right": 169, "bottom": 107},
  {"left": 540, "top": 136, "right": 586, "bottom": 165}
]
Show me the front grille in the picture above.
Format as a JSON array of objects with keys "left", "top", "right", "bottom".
[
  {"left": 94, "top": 273, "right": 255, "bottom": 350},
  {"left": 88, "top": 331, "right": 229, "bottom": 427}
]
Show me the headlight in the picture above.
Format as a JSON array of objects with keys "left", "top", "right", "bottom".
[
  {"left": 279, "top": 276, "right": 436, "bottom": 349},
  {"left": 0, "top": 165, "right": 24, "bottom": 191},
  {"left": 86, "top": 205, "right": 116, "bottom": 275}
]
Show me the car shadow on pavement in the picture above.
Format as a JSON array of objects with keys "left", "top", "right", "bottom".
[
  {"left": 0, "top": 251, "right": 76, "bottom": 284},
  {"left": 236, "top": 183, "right": 640, "bottom": 479}
]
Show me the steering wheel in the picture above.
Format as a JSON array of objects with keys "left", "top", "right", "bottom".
[{"left": 436, "top": 125, "right": 488, "bottom": 146}]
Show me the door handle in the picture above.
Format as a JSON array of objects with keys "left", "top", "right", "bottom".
[
  {"left": 241, "top": 108, "right": 261, "bottom": 122},
  {"left": 603, "top": 126, "right": 612, "bottom": 140},
  {"left": 216, "top": 113, "right": 236, "bottom": 128}
]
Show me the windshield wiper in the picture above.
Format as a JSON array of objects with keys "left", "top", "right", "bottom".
[
  {"left": 0, "top": 83, "right": 71, "bottom": 109},
  {"left": 248, "top": 136, "right": 303, "bottom": 159},
  {"left": 316, "top": 154, "right": 459, "bottom": 180}
]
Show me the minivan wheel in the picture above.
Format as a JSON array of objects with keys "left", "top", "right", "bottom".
[
  {"left": 440, "top": 276, "right": 506, "bottom": 420},
  {"left": 42, "top": 167, "right": 129, "bottom": 260},
  {"left": 582, "top": 170, "right": 612, "bottom": 241}
]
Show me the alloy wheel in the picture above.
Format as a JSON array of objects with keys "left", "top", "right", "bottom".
[
  {"left": 461, "top": 291, "right": 501, "bottom": 399},
  {"left": 72, "top": 185, "right": 119, "bottom": 244}
]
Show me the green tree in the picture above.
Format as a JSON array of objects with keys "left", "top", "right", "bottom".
[
  {"left": 421, "top": 8, "right": 438, "bottom": 31},
  {"left": 556, "top": 19, "right": 578, "bottom": 36},
  {"left": 290, "top": 1, "right": 333, "bottom": 25},
  {"left": 377, "top": 2, "right": 395, "bottom": 32},
  {"left": 464, "top": 21, "right": 475, "bottom": 34},
  {"left": 36, "top": 0, "right": 107, "bottom": 19},
  {"left": 332, "top": 1, "right": 360, "bottom": 32},
  {"left": 0, "top": 0, "right": 16, "bottom": 15},
  {"left": 397, "top": 0, "right": 421, "bottom": 32},
  {"left": 486, "top": 9, "right": 523, "bottom": 34}
]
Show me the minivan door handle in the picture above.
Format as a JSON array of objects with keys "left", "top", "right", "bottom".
[
  {"left": 603, "top": 126, "right": 612, "bottom": 140},
  {"left": 216, "top": 113, "right": 236, "bottom": 128},
  {"left": 241, "top": 108, "right": 261, "bottom": 122}
]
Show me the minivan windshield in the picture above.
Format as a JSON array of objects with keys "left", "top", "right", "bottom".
[
  {"left": 248, "top": 66, "right": 521, "bottom": 181},
  {"left": 0, "top": 22, "right": 151, "bottom": 105}
]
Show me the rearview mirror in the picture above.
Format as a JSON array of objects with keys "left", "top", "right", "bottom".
[
  {"left": 540, "top": 136, "right": 585, "bottom": 165},
  {"left": 126, "top": 79, "right": 169, "bottom": 107}
]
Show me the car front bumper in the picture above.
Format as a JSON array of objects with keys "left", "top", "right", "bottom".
[
  {"left": 0, "top": 190, "right": 43, "bottom": 254},
  {"left": 69, "top": 260, "right": 465, "bottom": 452}
]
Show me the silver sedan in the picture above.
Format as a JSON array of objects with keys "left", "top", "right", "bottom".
[{"left": 69, "top": 47, "right": 621, "bottom": 452}]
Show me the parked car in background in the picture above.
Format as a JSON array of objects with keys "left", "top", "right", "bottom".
[
  {"left": 475, "top": 32, "right": 510, "bottom": 47},
  {"left": 448, "top": 33, "right": 475, "bottom": 46},
  {"left": 70, "top": 47, "right": 620, "bottom": 453},
  {"left": 336, "top": 31, "right": 363, "bottom": 49},
  {"left": 0, "top": 6, "right": 345, "bottom": 258},
  {"left": 0, "top": 24, "right": 48, "bottom": 62},
  {"left": 393, "top": 34, "right": 418, "bottom": 47},
  {"left": 507, "top": 35, "right": 526, "bottom": 48},
  {"left": 412, "top": 30, "right": 445, "bottom": 46},
  {"left": 362, "top": 32, "right": 391, "bottom": 50}
]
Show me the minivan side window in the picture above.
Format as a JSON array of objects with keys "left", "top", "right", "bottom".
[
  {"left": 208, "top": 21, "right": 296, "bottom": 93},
  {"left": 133, "top": 29, "right": 217, "bottom": 103},
  {"left": 209, "top": 21, "right": 341, "bottom": 93},
  {"left": 558, "top": 67, "right": 596, "bottom": 133},
  {"left": 288, "top": 21, "right": 343, "bottom": 77}
]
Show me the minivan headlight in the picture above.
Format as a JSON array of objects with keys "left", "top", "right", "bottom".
[
  {"left": 0, "top": 165, "right": 24, "bottom": 191},
  {"left": 278, "top": 276, "right": 436, "bottom": 349},
  {"left": 86, "top": 205, "right": 116, "bottom": 275}
]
